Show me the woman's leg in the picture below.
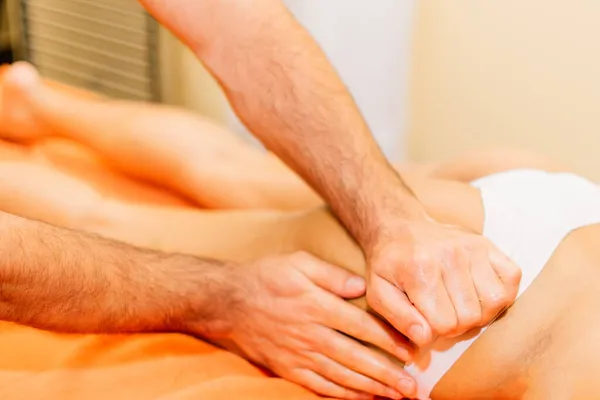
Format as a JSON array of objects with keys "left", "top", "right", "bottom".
[
  {"left": 0, "top": 63, "right": 569, "bottom": 214},
  {"left": 0, "top": 156, "right": 297, "bottom": 261},
  {"left": 0, "top": 161, "right": 106, "bottom": 230},
  {"left": 0, "top": 62, "right": 320, "bottom": 210},
  {"left": 0, "top": 153, "right": 482, "bottom": 268}
]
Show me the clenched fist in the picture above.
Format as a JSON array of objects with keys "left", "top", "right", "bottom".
[{"left": 366, "top": 220, "right": 522, "bottom": 346}]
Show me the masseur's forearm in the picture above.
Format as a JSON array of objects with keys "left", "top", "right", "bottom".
[
  {"left": 0, "top": 211, "right": 234, "bottom": 334},
  {"left": 140, "top": 0, "right": 426, "bottom": 247}
]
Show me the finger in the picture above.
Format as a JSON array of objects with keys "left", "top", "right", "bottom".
[
  {"left": 366, "top": 275, "right": 432, "bottom": 346},
  {"left": 295, "top": 252, "right": 366, "bottom": 298},
  {"left": 316, "top": 329, "right": 416, "bottom": 398},
  {"left": 441, "top": 248, "right": 482, "bottom": 336},
  {"left": 324, "top": 292, "right": 414, "bottom": 363},
  {"left": 291, "top": 368, "right": 374, "bottom": 400},
  {"left": 471, "top": 247, "right": 509, "bottom": 325},
  {"left": 403, "top": 261, "right": 458, "bottom": 338},
  {"left": 488, "top": 245, "right": 522, "bottom": 301},
  {"left": 308, "top": 352, "right": 404, "bottom": 399}
]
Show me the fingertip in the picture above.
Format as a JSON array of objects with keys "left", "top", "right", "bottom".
[
  {"left": 488, "top": 248, "right": 522, "bottom": 288},
  {"left": 398, "top": 376, "right": 418, "bottom": 397},
  {"left": 343, "top": 275, "right": 366, "bottom": 298},
  {"left": 385, "top": 388, "right": 404, "bottom": 400},
  {"left": 394, "top": 341, "right": 415, "bottom": 364},
  {"left": 368, "top": 279, "right": 434, "bottom": 346},
  {"left": 402, "top": 306, "right": 433, "bottom": 346},
  {"left": 421, "top": 324, "right": 434, "bottom": 345},
  {"left": 408, "top": 321, "right": 433, "bottom": 346}
]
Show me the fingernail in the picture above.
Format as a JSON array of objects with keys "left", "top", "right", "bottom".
[
  {"left": 408, "top": 324, "right": 423, "bottom": 343},
  {"left": 395, "top": 347, "right": 413, "bottom": 364},
  {"left": 398, "top": 378, "right": 416, "bottom": 396},
  {"left": 344, "top": 276, "right": 365, "bottom": 293}
]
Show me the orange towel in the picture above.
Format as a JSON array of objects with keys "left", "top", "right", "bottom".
[{"left": 0, "top": 67, "right": 322, "bottom": 400}]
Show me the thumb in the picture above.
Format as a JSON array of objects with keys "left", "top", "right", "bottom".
[
  {"left": 368, "top": 275, "right": 433, "bottom": 346},
  {"left": 295, "top": 253, "right": 366, "bottom": 298}
]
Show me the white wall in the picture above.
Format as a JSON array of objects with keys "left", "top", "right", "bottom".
[{"left": 228, "top": 0, "right": 416, "bottom": 161}]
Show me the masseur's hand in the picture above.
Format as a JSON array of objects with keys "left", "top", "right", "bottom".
[
  {"left": 223, "top": 252, "right": 416, "bottom": 399},
  {"left": 366, "top": 219, "right": 522, "bottom": 345}
]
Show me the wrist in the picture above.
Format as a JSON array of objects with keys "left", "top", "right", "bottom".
[
  {"left": 347, "top": 173, "right": 429, "bottom": 251},
  {"left": 158, "top": 256, "right": 242, "bottom": 338}
]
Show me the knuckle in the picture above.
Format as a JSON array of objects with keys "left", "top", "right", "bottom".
[
  {"left": 488, "top": 290, "right": 511, "bottom": 308},
  {"left": 291, "top": 250, "right": 314, "bottom": 263},
  {"left": 365, "top": 290, "right": 381, "bottom": 308},
  {"left": 284, "top": 368, "right": 302, "bottom": 384},
  {"left": 348, "top": 311, "right": 372, "bottom": 334},
  {"left": 264, "top": 356, "right": 285, "bottom": 374},
  {"left": 379, "top": 243, "right": 405, "bottom": 262},
  {"left": 507, "top": 267, "right": 523, "bottom": 285},
  {"left": 464, "top": 238, "right": 480, "bottom": 252},
  {"left": 410, "top": 253, "right": 439, "bottom": 284},
  {"left": 413, "top": 250, "right": 433, "bottom": 269},
  {"left": 291, "top": 370, "right": 323, "bottom": 394},
  {"left": 479, "top": 293, "right": 510, "bottom": 322},
  {"left": 432, "top": 317, "right": 458, "bottom": 336},
  {"left": 361, "top": 381, "right": 386, "bottom": 398},
  {"left": 331, "top": 365, "right": 353, "bottom": 383},
  {"left": 450, "top": 245, "right": 463, "bottom": 261},
  {"left": 459, "top": 309, "right": 483, "bottom": 329},
  {"left": 338, "top": 389, "right": 364, "bottom": 400},
  {"left": 298, "top": 300, "right": 320, "bottom": 319},
  {"left": 446, "top": 254, "right": 463, "bottom": 272},
  {"left": 365, "top": 292, "right": 388, "bottom": 317}
]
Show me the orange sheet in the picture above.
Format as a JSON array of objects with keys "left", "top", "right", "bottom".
[
  {"left": 0, "top": 322, "right": 321, "bottom": 400},
  {"left": 0, "top": 67, "right": 321, "bottom": 400},
  {"left": 0, "top": 322, "right": 322, "bottom": 400}
]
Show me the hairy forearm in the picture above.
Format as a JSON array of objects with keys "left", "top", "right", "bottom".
[
  {"left": 0, "top": 212, "right": 236, "bottom": 334},
  {"left": 141, "top": 0, "right": 426, "bottom": 247}
]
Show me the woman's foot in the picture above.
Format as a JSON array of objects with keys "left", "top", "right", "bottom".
[{"left": 0, "top": 61, "right": 47, "bottom": 142}]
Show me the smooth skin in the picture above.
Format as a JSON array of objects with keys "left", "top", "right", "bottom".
[
  {"left": 136, "top": 0, "right": 521, "bottom": 348},
  {"left": 0, "top": 63, "right": 567, "bottom": 399}
]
